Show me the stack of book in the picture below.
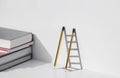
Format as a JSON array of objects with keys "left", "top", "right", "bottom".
[{"left": 0, "top": 27, "right": 33, "bottom": 71}]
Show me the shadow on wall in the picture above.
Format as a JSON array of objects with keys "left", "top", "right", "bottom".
[{"left": 32, "top": 34, "right": 52, "bottom": 63}]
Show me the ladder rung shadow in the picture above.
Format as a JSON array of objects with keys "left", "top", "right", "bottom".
[
  {"left": 71, "top": 48, "right": 78, "bottom": 50},
  {"left": 67, "top": 41, "right": 77, "bottom": 43},
  {"left": 66, "top": 35, "right": 75, "bottom": 37},
  {"left": 70, "top": 67, "right": 81, "bottom": 70},
  {"left": 70, "top": 62, "right": 80, "bottom": 64},
  {"left": 70, "top": 56, "right": 79, "bottom": 57}
]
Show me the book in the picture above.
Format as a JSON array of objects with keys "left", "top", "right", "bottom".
[
  {"left": 0, "top": 27, "right": 32, "bottom": 50},
  {"left": 0, "top": 47, "right": 31, "bottom": 65},
  {"left": 0, "top": 41, "right": 34, "bottom": 54},
  {"left": 0, "top": 54, "right": 31, "bottom": 71}
]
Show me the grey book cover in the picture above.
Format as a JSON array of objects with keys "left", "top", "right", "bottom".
[
  {"left": 0, "top": 47, "right": 31, "bottom": 65},
  {"left": 0, "top": 54, "right": 31, "bottom": 71},
  {"left": 0, "top": 27, "right": 33, "bottom": 49}
]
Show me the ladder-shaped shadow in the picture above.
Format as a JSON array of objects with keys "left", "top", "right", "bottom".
[{"left": 54, "top": 27, "right": 82, "bottom": 71}]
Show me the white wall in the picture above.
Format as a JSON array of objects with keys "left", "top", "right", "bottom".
[{"left": 0, "top": 0, "right": 120, "bottom": 77}]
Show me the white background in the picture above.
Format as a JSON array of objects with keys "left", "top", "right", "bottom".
[{"left": 0, "top": 0, "right": 120, "bottom": 77}]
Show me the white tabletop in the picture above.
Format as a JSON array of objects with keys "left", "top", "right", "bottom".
[{"left": 0, "top": 59, "right": 119, "bottom": 78}]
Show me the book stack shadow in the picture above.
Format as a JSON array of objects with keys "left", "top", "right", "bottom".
[{"left": 0, "top": 27, "right": 34, "bottom": 71}]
